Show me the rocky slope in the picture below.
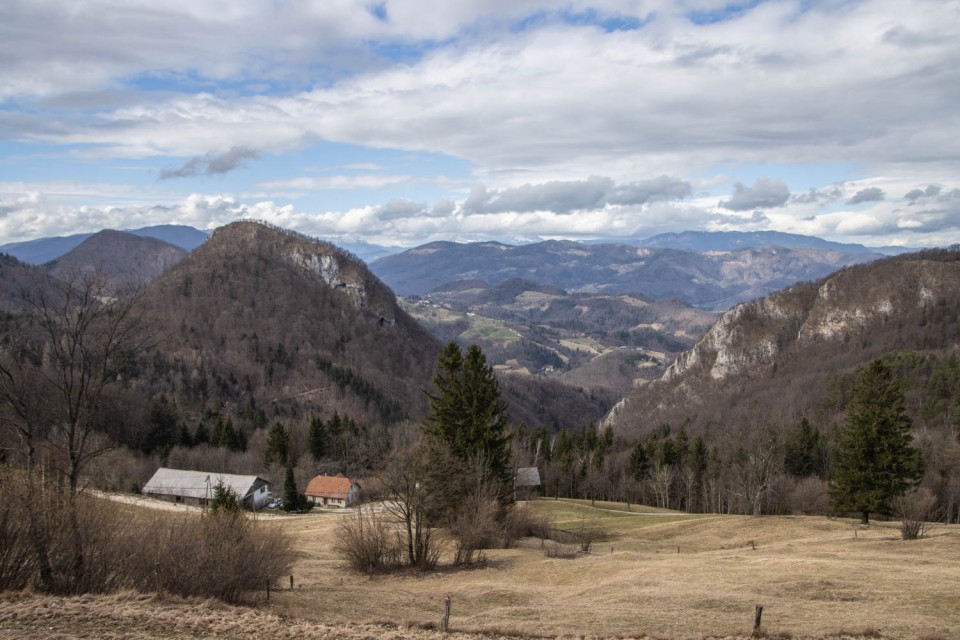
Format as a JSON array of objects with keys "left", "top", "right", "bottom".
[{"left": 605, "top": 248, "right": 960, "bottom": 436}]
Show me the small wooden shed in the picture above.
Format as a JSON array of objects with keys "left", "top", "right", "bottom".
[{"left": 514, "top": 466, "right": 542, "bottom": 500}]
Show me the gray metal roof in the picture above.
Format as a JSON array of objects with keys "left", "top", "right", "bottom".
[
  {"left": 515, "top": 466, "right": 541, "bottom": 487},
  {"left": 142, "top": 467, "right": 268, "bottom": 500}
]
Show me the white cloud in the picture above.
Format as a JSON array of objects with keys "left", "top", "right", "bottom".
[
  {"left": 3, "top": 1, "right": 960, "bottom": 249},
  {"left": 11, "top": 0, "right": 959, "bottom": 182},
  {"left": 720, "top": 178, "right": 790, "bottom": 211}
]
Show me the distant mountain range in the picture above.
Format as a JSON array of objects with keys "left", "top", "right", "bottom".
[
  {"left": 371, "top": 240, "right": 883, "bottom": 310},
  {"left": 0, "top": 225, "right": 208, "bottom": 264},
  {"left": 634, "top": 230, "right": 897, "bottom": 254},
  {"left": 2, "top": 224, "right": 920, "bottom": 312}
]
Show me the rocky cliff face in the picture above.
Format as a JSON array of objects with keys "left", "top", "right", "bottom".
[{"left": 605, "top": 249, "right": 960, "bottom": 436}]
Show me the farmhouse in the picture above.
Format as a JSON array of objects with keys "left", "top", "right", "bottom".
[
  {"left": 305, "top": 474, "right": 360, "bottom": 507},
  {"left": 142, "top": 467, "right": 272, "bottom": 510}
]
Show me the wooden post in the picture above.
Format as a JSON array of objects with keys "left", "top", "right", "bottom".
[
  {"left": 290, "top": 574, "right": 294, "bottom": 590},
  {"left": 266, "top": 580, "right": 270, "bottom": 601},
  {"left": 752, "top": 604, "right": 763, "bottom": 637},
  {"left": 441, "top": 595, "right": 452, "bottom": 632}
]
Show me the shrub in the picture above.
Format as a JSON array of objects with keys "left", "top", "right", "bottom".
[
  {"left": 787, "top": 477, "right": 830, "bottom": 515},
  {"left": 0, "top": 465, "right": 296, "bottom": 601},
  {"left": 896, "top": 487, "right": 938, "bottom": 540},
  {"left": 334, "top": 507, "right": 403, "bottom": 573}
]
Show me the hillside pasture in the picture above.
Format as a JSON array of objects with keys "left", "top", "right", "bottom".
[
  {"left": 266, "top": 499, "right": 959, "bottom": 640},
  {"left": 2, "top": 497, "right": 956, "bottom": 640}
]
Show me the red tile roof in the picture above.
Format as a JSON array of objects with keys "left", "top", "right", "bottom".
[{"left": 305, "top": 474, "right": 353, "bottom": 500}]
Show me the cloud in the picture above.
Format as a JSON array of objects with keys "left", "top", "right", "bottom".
[
  {"left": 905, "top": 184, "right": 942, "bottom": 202},
  {"left": 9, "top": 0, "right": 957, "bottom": 184},
  {"left": 462, "top": 176, "right": 691, "bottom": 214},
  {"left": 257, "top": 174, "right": 417, "bottom": 192},
  {"left": 847, "top": 187, "right": 885, "bottom": 205},
  {"left": 790, "top": 185, "right": 844, "bottom": 205},
  {"left": 160, "top": 147, "right": 259, "bottom": 180},
  {"left": 720, "top": 178, "right": 790, "bottom": 211}
]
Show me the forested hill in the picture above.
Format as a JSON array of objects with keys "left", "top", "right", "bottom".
[
  {"left": 607, "top": 247, "right": 960, "bottom": 438},
  {"left": 136, "top": 220, "right": 443, "bottom": 428},
  {"left": 47, "top": 229, "right": 187, "bottom": 292}
]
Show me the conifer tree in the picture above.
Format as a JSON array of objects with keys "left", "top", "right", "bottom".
[
  {"left": 308, "top": 415, "right": 327, "bottom": 460},
  {"left": 423, "top": 342, "right": 511, "bottom": 486},
  {"left": 282, "top": 463, "right": 299, "bottom": 512},
  {"left": 829, "top": 359, "right": 923, "bottom": 524},
  {"left": 264, "top": 421, "right": 290, "bottom": 466}
]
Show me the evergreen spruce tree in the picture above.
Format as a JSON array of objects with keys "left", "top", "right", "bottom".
[
  {"left": 210, "top": 479, "right": 242, "bottom": 514},
  {"left": 264, "top": 421, "right": 290, "bottom": 466},
  {"left": 829, "top": 359, "right": 923, "bottom": 524},
  {"left": 308, "top": 415, "right": 327, "bottom": 460},
  {"left": 784, "top": 418, "right": 825, "bottom": 478},
  {"left": 193, "top": 419, "right": 210, "bottom": 445},
  {"left": 423, "top": 342, "right": 511, "bottom": 486},
  {"left": 282, "top": 463, "right": 299, "bottom": 512}
]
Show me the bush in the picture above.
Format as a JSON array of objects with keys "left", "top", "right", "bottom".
[
  {"left": 787, "top": 477, "right": 830, "bottom": 515},
  {"left": 334, "top": 507, "right": 403, "bottom": 573},
  {"left": 0, "top": 466, "right": 296, "bottom": 601},
  {"left": 450, "top": 491, "right": 500, "bottom": 565},
  {"left": 501, "top": 504, "right": 552, "bottom": 547},
  {"left": 144, "top": 509, "right": 295, "bottom": 602},
  {"left": 896, "top": 487, "right": 938, "bottom": 540}
]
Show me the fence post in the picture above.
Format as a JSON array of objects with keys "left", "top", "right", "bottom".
[
  {"left": 441, "top": 595, "right": 452, "bottom": 632},
  {"left": 752, "top": 603, "right": 763, "bottom": 637}
]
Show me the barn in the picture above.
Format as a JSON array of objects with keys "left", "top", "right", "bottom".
[
  {"left": 304, "top": 474, "right": 360, "bottom": 507},
  {"left": 142, "top": 467, "right": 272, "bottom": 510},
  {"left": 514, "top": 466, "right": 542, "bottom": 500}
]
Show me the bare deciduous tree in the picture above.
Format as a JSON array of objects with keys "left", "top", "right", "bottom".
[{"left": 4, "top": 270, "right": 152, "bottom": 493}]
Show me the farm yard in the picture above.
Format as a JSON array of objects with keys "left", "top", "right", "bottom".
[{"left": 4, "top": 497, "right": 953, "bottom": 640}]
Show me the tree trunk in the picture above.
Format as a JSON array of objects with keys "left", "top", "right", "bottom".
[{"left": 861, "top": 510, "right": 870, "bottom": 525}]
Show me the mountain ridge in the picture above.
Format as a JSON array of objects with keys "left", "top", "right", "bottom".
[
  {"left": 605, "top": 247, "right": 960, "bottom": 437},
  {"left": 372, "top": 239, "right": 882, "bottom": 310}
]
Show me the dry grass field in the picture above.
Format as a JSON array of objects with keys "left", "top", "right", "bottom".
[{"left": 2, "top": 498, "right": 958, "bottom": 640}]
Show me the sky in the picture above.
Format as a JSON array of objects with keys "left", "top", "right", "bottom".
[{"left": 1, "top": 0, "right": 958, "bottom": 250}]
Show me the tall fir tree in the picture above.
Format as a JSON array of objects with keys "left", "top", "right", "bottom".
[
  {"left": 308, "top": 415, "right": 327, "bottom": 461},
  {"left": 282, "top": 463, "right": 299, "bottom": 512},
  {"left": 423, "top": 342, "right": 512, "bottom": 487},
  {"left": 264, "top": 421, "right": 290, "bottom": 466},
  {"left": 829, "top": 359, "right": 923, "bottom": 524}
]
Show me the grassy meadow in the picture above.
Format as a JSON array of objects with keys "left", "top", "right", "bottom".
[
  {"left": 2, "top": 497, "right": 957, "bottom": 640},
  {"left": 264, "top": 499, "right": 959, "bottom": 640}
]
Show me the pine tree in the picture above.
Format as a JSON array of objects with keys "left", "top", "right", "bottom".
[
  {"left": 829, "top": 359, "right": 923, "bottom": 524},
  {"left": 423, "top": 342, "right": 511, "bottom": 486}
]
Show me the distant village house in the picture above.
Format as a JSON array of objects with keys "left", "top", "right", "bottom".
[
  {"left": 305, "top": 474, "right": 360, "bottom": 507},
  {"left": 142, "top": 467, "right": 272, "bottom": 510}
]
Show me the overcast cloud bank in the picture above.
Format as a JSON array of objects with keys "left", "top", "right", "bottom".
[{"left": 1, "top": 0, "right": 958, "bottom": 248}]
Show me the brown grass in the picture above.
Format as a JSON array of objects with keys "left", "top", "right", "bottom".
[{"left": 2, "top": 498, "right": 958, "bottom": 640}]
